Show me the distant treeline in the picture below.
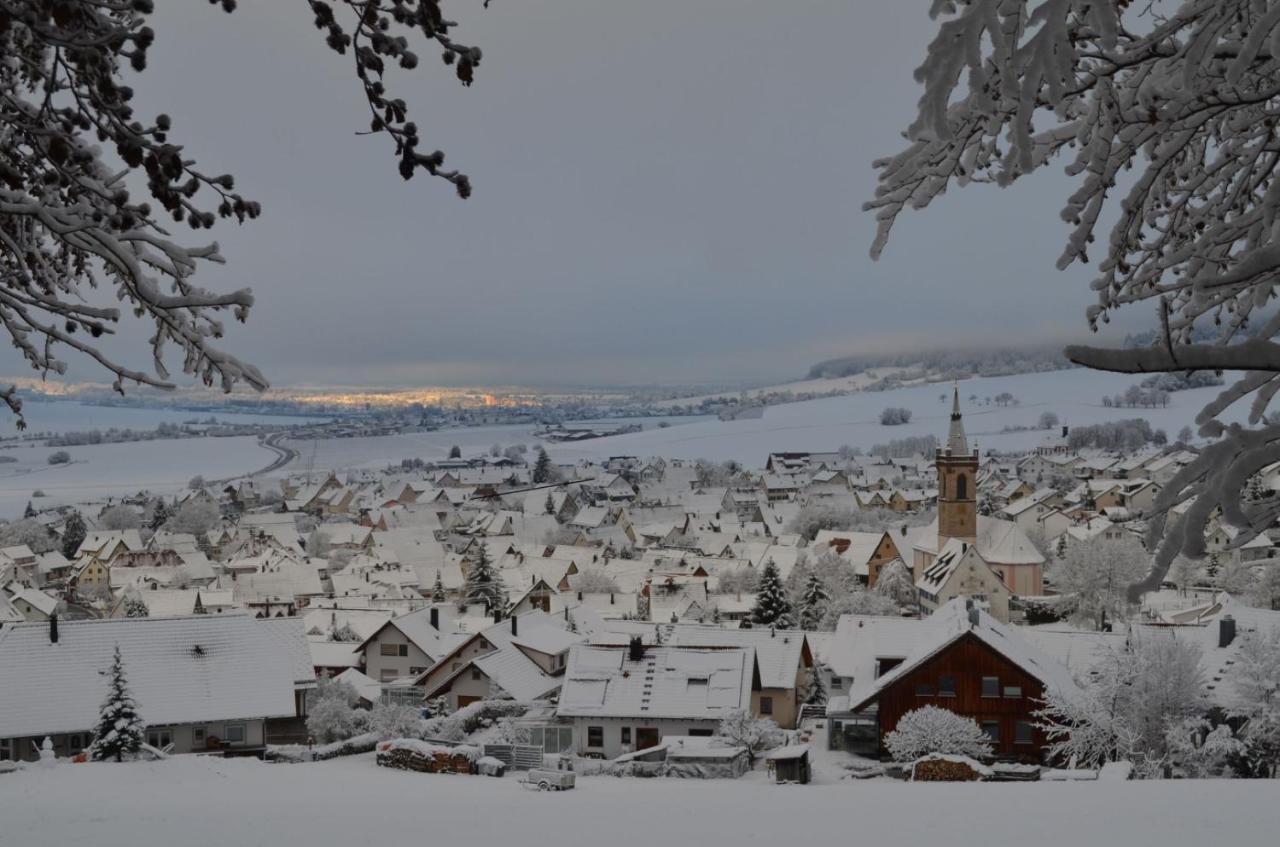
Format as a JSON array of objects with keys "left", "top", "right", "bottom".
[
  {"left": 1067, "top": 419, "right": 1167, "bottom": 451},
  {"left": 870, "top": 434, "right": 938, "bottom": 459},
  {"left": 807, "top": 343, "right": 1072, "bottom": 381},
  {"left": 47, "top": 422, "right": 187, "bottom": 447}
]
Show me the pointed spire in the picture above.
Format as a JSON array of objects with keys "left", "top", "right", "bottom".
[{"left": 947, "top": 385, "right": 969, "bottom": 455}]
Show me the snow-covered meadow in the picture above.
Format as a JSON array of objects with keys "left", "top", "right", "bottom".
[
  {"left": 3, "top": 754, "right": 1270, "bottom": 847},
  {"left": 0, "top": 436, "right": 272, "bottom": 518},
  {"left": 0, "top": 367, "right": 1244, "bottom": 517},
  {"left": 281, "top": 368, "right": 1241, "bottom": 472}
]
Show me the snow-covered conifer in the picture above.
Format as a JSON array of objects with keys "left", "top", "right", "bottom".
[
  {"left": 751, "top": 559, "right": 793, "bottom": 628},
  {"left": 533, "top": 448, "right": 553, "bottom": 485},
  {"left": 796, "top": 570, "right": 830, "bottom": 631},
  {"left": 90, "top": 646, "right": 145, "bottom": 762},
  {"left": 462, "top": 541, "right": 507, "bottom": 617}
]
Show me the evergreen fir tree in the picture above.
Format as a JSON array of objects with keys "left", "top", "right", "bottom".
[
  {"left": 149, "top": 498, "right": 171, "bottom": 531},
  {"left": 462, "top": 541, "right": 507, "bottom": 617},
  {"left": 544, "top": 491, "right": 556, "bottom": 515},
  {"left": 1207, "top": 552, "right": 1221, "bottom": 580},
  {"left": 90, "top": 645, "right": 145, "bottom": 762},
  {"left": 752, "top": 559, "right": 794, "bottom": 628},
  {"left": 804, "top": 664, "right": 828, "bottom": 706},
  {"left": 61, "top": 511, "right": 87, "bottom": 559},
  {"left": 797, "top": 570, "right": 830, "bottom": 631},
  {"left": 23, "top": 500, "right": 36, "bottom": 519},
  {"left": 431, "top": 570, "right": 447, "bottom": 603},
  {"left": 123, "top": 598, "right": 149, "bottom": 618},
  {"left": 1055, "top": 533, "right": 1068, "bottom": 560},
  {"left": 533, "top": 448, "right": 553, "bottom": 484}
]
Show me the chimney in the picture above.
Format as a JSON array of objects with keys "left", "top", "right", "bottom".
[
  {"left": 610, "top": 592, "right": 615, "bottom": 605},
  {"left": 511, "top": 614, "right": 518, "bottom": 636},
  {"left": 968, "top": 605, "right": 980, "bottom": 628},
  {"left": 628, "top": 635, "right": 645, "bottom": 662},
  {"left": 577, "top": 591, "right": 583, "bottom": 601},
  {"left": 49, "top": 613, "right": 58, "bottom": 644},
  {"left": 1219, "top": 615, "right": 1236, "bottom": 648},
  {"left": 1062, "top": 425, "right": 1069, "bottom": 438},
  {"left": 429, "top": 607, "right": 439, "bottom": 630}
]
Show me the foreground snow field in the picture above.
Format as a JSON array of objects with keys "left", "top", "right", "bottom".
[{"left": 3, "top": 754, "right": 1272, "bottom": 847}]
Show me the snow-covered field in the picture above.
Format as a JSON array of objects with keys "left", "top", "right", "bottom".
[
  {"left": 3, "top": 754, "right": 1270, "bottom": 847},
  {"left": 0, "top": 368, "right": 1243, "bottom": 516},
  {"left": 585, "top": 369, "right": 1239, "bottom": 464},
  {"left": 7, "top": 399, "right": 323, "bottom": 436},
  {"left": 280, "top": 415, "right": 711, "bottom": 472},
  {"left": 283, "top": 368, "right": 1242, "bottom": 471},
  {"left": 0, "top": 436, "right": 271, "bottom": 518}
]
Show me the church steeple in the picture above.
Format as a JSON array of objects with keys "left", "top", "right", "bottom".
[
  {"left": 946, "top": 385, "right": 969, "bottom": 456},
  {"left": 937, "top": 387, "right": 978, "bottom": 546}
]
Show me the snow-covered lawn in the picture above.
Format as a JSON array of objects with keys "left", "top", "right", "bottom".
[{"left": 3, "top": 753, "right": 1272, "bottom": 847}]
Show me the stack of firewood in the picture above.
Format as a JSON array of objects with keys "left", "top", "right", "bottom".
[
  {"left": 911, "top": 756, "right": 987, "bottom": 782},
  {"left": 376, "top": 743, "right": 475, "bottom": 775}
]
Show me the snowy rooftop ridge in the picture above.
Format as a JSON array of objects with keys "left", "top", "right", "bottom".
[{"left": 0, "top": 612, "right": 313, "bottom": 739}]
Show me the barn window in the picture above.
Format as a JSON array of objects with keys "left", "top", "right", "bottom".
[
  {"left": 587, "top": 726, "right": 603, "bottom": 747},
  {"left": 981, "top": 677, "right": 1000, "bottom": 698},
  {"left": 1004, "top": 685, "right": 1023, "bottom": 699},
  {"left": 982, "top": 721, "right": 1000, "bottom": 743},
  {"left": 938, "top": 676, "right": 957, "bottom": 697},
  {"left": 1015, "top": 721, "right": 1034, "bottom": 744},
  {"left": 915, "top": 683, "right": 934, "bottom": 697}
]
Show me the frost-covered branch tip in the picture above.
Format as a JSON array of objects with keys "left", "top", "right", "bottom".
[
  {"left": 871, "top": 1, "right": 1280, "bottom": 590},
  {"left": 0, "top": 1, "right": 488, "bottom": 425}
]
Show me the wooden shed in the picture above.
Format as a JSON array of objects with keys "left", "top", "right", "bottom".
[{"left": 765, "top": 745, "right": 811, "bottom": 784}]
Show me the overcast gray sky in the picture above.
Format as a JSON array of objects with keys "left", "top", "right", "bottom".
[{"left": 4, "top": 2, "right": 1140, "bottom": 391}]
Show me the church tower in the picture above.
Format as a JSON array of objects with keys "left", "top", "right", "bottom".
[{"left": 937, "top": 387, "right": 978, "bottom": 547}]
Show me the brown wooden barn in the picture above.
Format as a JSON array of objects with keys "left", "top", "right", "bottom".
[{"left": 838, "top": 599, "right": 1080, "bottom": 763}]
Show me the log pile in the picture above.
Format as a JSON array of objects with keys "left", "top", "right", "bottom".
[
  {"left": 376, "top": 741, "right": 476, "bottom": 775},
  {"left": 911, "top": 755, "right": 989, "bottom": 782}
]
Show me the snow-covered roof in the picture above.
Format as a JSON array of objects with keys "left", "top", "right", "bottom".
[
  {"left": 843, "top": 599, "right": 1080, "bottom": 711},
  {"left": 911, "top": 515, "right": 1045, "bottom": 565},
  {"left": 592, "top": 622, "right": 809, "bottom": 690},
  {"left": 558, "top": 644, "right": 756, "bottom": 720},
  {"left": 308, "top": 640, "right": 361, "bottom": 669},
  {"left": 0, "top": 613, "right": 314, "bottom": 739},
  {"left": 333, "top": 667, "right": 383, "bottom": 705}
]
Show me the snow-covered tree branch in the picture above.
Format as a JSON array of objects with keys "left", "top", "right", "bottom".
[
  {"left": 0, "top": 1, "right": 484, "bottom": 426},
  {"left": 870, "top": 1, "right": 1280, "bottom": 592}
]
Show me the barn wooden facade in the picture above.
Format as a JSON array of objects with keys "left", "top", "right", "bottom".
[{"left": 864, "top": 631, "right": 1047, "bottom": 761}]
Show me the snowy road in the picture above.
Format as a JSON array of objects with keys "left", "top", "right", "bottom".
[{"left": 1, "top": 753, "right": 1272, "bottom": 847}]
